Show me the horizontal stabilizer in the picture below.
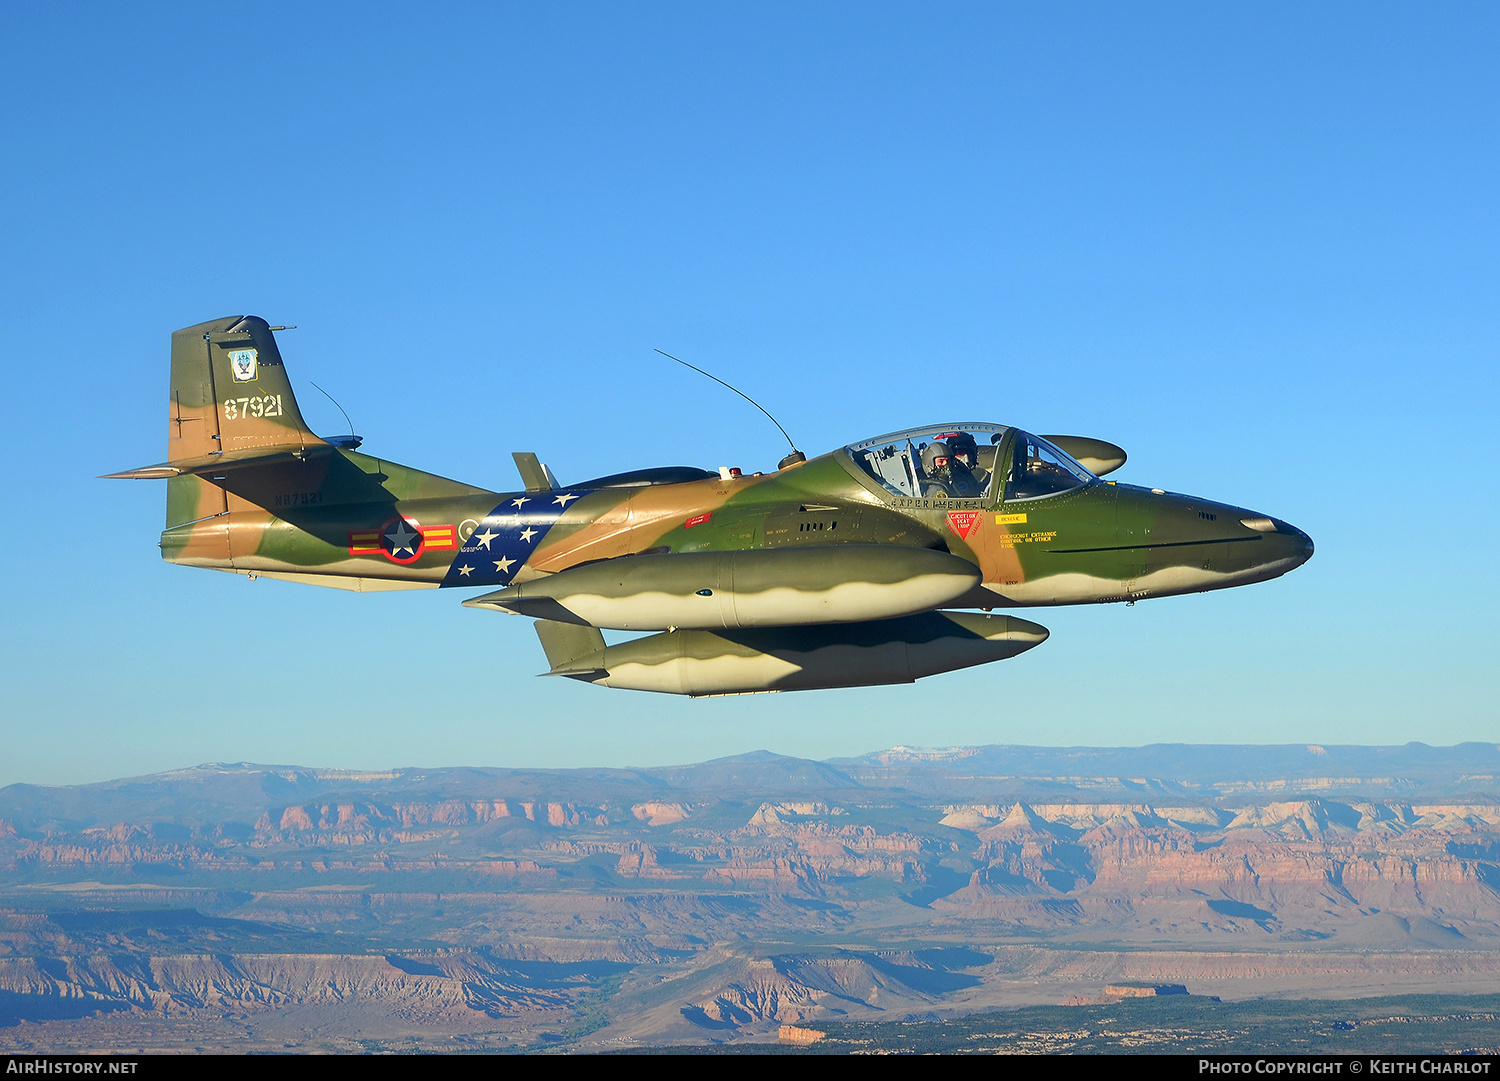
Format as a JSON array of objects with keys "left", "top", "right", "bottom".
[
  {"left": 227, "top": 569, "right": 436, "bottom": 592},
  {"left": 102, "top": 443, "right": 333, "bottom": 480}
]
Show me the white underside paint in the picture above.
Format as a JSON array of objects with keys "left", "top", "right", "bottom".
[
  {"left": 555, "top": 571, "right": 978, "bottom": 630},
  {"left": 603, "top": 652, "right": 808, "bottom": 695},
  {"left": 597, "top": 625, "right": 1047, "bottom": 695},
  {"left": 217, "top": 568, "right": 438, "bottom": 592},
  {"left": 983, "top": 556, "right": 1304, "bottom": 606}
]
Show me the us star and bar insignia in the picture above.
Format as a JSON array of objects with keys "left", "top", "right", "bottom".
[{"left": 349, "top": 519, "right": 458, "bottom": 564}]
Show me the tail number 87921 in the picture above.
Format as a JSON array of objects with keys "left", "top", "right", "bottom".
[{"left": 223, "top": 395, "right": 284, "bottom": 421}]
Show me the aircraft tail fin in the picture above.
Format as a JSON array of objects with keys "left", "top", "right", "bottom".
[
  {"left": 168, "top": 316, "right": 321, "bottom": 462},
  {"left": 154, "top": 316, "right": 326, "bottom": 530},
  {"left": 534, "top": 620, "right": 607, "bottom": 679}
]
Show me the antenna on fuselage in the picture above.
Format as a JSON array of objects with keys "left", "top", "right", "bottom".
[
  {"left": 654, "top": 349, "right": 805, "bottom": 469},
  {"left": 309, "top": 381, "right": 363, "bottom": 450}
]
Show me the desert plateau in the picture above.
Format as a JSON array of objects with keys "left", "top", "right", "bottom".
[{"left": 3, "top": 743, "right": 1500, "bottom": 1052}]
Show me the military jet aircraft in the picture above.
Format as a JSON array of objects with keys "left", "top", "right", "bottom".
[{"left": 108, "top": 316, "right": 1313, "bottom": 695}]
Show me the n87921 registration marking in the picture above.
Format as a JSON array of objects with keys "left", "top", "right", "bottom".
[{"left": 223, "top": 395, "right": 284, "bottom": 421}]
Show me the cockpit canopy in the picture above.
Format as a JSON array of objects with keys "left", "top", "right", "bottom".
[
  {"left": 846, "top": 424, "right": 1006, "bottom": 499},
  {"left": 845, "top": 423, "right": 1096, "bottom": 502}
]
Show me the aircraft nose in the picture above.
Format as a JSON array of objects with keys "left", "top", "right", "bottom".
[
  {"left": 1241, "top": 514, "right": 1313, "bottom": 569},
  {"left": 1278, "top": 523, "right": 1314, "bottom": 571},
  {"left": 1289, "top": 523, "right": 1314, "bottom": 562}
]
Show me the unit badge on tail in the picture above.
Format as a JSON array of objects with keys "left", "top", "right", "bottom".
[{"left": 227, "top": 348, "right": 258, "bottom": 382}]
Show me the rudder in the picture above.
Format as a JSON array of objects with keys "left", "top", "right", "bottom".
[{"left": 165, "top": 316, "right": 320, "bottom": 532}]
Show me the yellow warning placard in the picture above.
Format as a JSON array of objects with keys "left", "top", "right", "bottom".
[{"left": 996, "top": 513, "right": 1028, "bottom": 525}]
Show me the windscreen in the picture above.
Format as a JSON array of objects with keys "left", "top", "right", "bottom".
[{"left": 1005, "top": 433, "right": 1096, "bottom": 501}]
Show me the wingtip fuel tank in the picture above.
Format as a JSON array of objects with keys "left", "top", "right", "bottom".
[{"left": 532, "top": 610, "right": 1050, "bottom": 696}]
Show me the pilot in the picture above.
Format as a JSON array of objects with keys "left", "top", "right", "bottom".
[
  {"left": 925, "top": 437, "right": 984, "bottom": 499},
  {"left": 943, "top": 432, "right": 988, "bottom": 493},
  {"left": 920, "top": 441, "right": 954, "bottom": 498}
]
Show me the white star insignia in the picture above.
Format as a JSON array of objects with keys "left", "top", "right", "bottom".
[
  {"left": 511, "top": 497, "right": 530, "bottom": 508},
  {"left": 518, "top": 526, "right": 537, "bottom": 543},
  {"left": 494, "top": 557, "right": 515, "bottom": 573},
  {"left": 553, "top": 492, "right": 577, "bottom": 507},
  {"left": 384, "top": 520, "right": 419, "bottom": 556},
  {"left": 473, "top": 529, "right": 498, "bottom": 549},
  {"left": 457, "top": 564, "right": 473, "bottom": 577}
]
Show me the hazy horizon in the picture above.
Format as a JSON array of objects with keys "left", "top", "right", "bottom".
[{"left": 8, "top": 739, "right": 1500, "bottom": 795}]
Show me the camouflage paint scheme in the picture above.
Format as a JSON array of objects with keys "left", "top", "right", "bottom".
[{"left": 109, "top": 317, "right": 1313, "bottom": 694}]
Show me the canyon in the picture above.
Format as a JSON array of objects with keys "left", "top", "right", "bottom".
[{"left": 2, "top": 743, "right": 1498, "bottom": 1050}]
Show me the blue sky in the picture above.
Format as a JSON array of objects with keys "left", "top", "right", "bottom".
[{"left": 1, "top": 3, "right": 1496, "bottom": 786}]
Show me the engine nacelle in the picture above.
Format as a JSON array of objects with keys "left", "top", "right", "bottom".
[{"left": 464, "top": 545, "right": 981, "bottom": 631}]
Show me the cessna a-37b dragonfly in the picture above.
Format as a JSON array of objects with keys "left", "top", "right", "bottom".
[{"left": 110, "top": 317, "right": 1313, "bottom": 696}]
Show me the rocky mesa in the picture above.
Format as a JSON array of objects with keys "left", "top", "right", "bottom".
[{"left": 2, "top": 743, "right": 1499, "bottom": 1049}]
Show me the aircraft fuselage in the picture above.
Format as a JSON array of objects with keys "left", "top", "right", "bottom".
[{"left": 163, "top": 440, "right": 1312, "bottom": 609}]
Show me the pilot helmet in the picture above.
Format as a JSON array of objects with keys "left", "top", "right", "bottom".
[
  {"left": 944, "top": 431, "right": 979, "bottom": 468},
  {"left": 921, "top": 440, "right": 952, "bottom": 474}
]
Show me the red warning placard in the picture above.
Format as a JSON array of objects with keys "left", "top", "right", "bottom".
[{"left": 947, "top": 511, "right": 981, "bottom": 540}]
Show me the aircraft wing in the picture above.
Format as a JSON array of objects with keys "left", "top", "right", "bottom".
[{"left": 101, "top": 443, "right": 334, "bottom": 479}]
